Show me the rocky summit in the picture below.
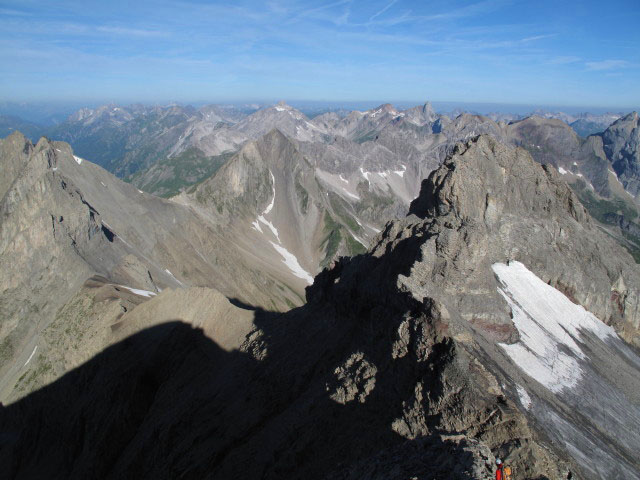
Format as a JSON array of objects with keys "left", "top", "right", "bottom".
[{"left": 2, "top": 135, "right": 639, "bottom": 479}]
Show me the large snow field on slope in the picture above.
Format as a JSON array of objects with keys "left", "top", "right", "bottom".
[{"left": 492, "top": 261, "right": 617, "bottom": 392}]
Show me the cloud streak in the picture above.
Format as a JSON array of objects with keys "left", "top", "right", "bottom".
[
  {"left": 585, "top": 60, "right": 629, "bottom": 71},
  {"left": 369, "top": 0, "right": 400, "bottom": 21}
]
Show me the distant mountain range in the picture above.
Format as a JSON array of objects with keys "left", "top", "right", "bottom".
[{"left": 2, "top": 101, "right": 638, "bottom": 263}]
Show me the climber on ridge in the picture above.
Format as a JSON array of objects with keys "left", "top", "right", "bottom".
[{"left": 495, "top": 458, "right": 505, "bottom": 480}]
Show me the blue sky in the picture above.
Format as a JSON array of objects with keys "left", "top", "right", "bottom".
[{"left": 1, "top": 0, "right": 639, "bottom": 108}]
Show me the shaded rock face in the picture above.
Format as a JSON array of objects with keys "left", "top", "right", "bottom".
[{"left": 602, "top": 112, "right": 640, "bottom": 197}]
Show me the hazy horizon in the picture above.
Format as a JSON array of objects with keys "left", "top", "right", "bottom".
[
  {"left": 1, "top": 0, "right": 639, "bottom": 108},
  {"left": 1, "top": 98, "right": 636, "bottom": 126}
]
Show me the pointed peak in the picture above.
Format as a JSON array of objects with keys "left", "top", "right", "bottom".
[
  {"left": 273, "top": 101, "right": 293, "bottom": 111},
  {"left": 34, "top": 136, "right": 53, "bottom": 153},
  {"left": 3, "top": 130, "right": 33, "bottom": 155}
]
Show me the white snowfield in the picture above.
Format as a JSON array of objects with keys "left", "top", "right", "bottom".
[
  {"left": 73, "top": 155, "right": 83, "bottom": 165},
  {"left": 558, "top": 167, "right": 568, "bottom": 175},
  {"left": 493, "top": 261, "right": 617, "bottom": 393}
]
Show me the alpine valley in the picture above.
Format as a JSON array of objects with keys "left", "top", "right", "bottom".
[{"left": 1, "top": 101, "right": 640, "bottom": 480}]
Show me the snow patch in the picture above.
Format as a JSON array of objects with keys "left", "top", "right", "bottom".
[
  {"left": 252, "top": 220, "right": 263, "bottom": 234},
  {"left": 339, "top": 174, "right": 349, "bottom": 184},
  {"left": 516, "top": 384, "right": 532, "bottom": 410},
  {"left": 253, "top": 170, "right": 280, "bottom": 240},
  {"left": 558, "top": 167, "right": 568, "bottom": 175},
  {"left": 274, "top": 106, "right": 287, "bottom": 112},
  {"left": 73, "top": 155, "right": 83, "bottom": 165},
  {"left": 264, "top": 171, "right": 276, "bottom": 214},
  {"left": 258, "top": 216, "right": 280, "bottom": 241},
  {"left": 24, "top": 345, "right": 37, "bottom": 367},
  {"left": 493, "top": 261, "right": 616, "bottom": 393},
  {"left": 393, "top": 165, "right": 407, "bottom": 177},
  {"left": 119, "top": 285, "right": 157, "bottom": 298},
  {"left": 269, "top": 241, "right": 313, "bottom": 284},
  {"left": 351, "top": 233, "right": 367, "bottom": 247},
  {"left": 164, "top": 269, "right": 185, "bottom": 286},
  {"left": 573, "top": 162, "right": 578, "bottom": 166},
  {"left": 341, "top": 189, "right": 360, "bottom": 201}
]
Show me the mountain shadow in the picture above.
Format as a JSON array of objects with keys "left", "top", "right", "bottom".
[{"left": 0, "top": 243, "right": 499, "bottom": 480}]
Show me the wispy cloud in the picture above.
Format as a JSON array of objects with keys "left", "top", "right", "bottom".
[
  {"left": 549, "top": 56, "right": 581, "bottom": 65},
  {"left": 96, "top": 26, "right": 166, "bottom": 37},
  {"left": 585, "top": 59, "right": 629, "bottom": 71},
  {"left": 369, "top": 0, "right": 400, "bottom": 22},
  {"left": 0, "top": 7, "right": 29, "bottom": 16},
  {"left": 520, "top": 34, "right": 557, "bottom": 43}
]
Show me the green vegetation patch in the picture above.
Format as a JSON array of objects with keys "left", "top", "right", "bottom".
[
  {"left": 354, "top": 130, "right": 378, "bottom": 144},
  {"left": 328, "top": 192, "right": 362, "bottom": 233},
  {"left": 320, "top": 212, "right": 343, "bottom": 268},
  {"left": 130, "top": 148, "right": 234, "bottom": 198},
  {"left": 572, "top": 180, "right": 640, "bottom": 263},
  {"left": 295, "top": 179, "right": 309, "bottom": 214},
  {"left": 572, "top": 180, "right": 638, "bottom": 223},
  {"left": 345, "top": 234, "right": 367, "bottom": 256}
]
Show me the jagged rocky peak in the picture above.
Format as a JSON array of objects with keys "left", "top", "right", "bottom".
[
  {"left": 403, "top": 101, "right": 437, "bottom": 125},
  {"left": 368, "top": 103, "right": 400, "bottom": 117}
]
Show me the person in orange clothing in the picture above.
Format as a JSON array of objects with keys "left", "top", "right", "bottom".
[{"left": 495, "top": 458, "right": 505, "bottom": 480}]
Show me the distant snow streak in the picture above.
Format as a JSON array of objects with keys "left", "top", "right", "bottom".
[
  {"left": 119, "top": 285, "right": 157, "bottom": 298},
  {"left": 493, "top": 261, "right": 616, "bottom": 393},
  {"left": 24, "top": 345, "right": 38, "bottom": 367},
  {"left": 73, "top": 155, "right": 83, "bottom": 165},
  {"left": 269, "top": 241, "right": 313, "bottom": 284},
  {"left": 516, "top": 384, "right": 532, "bottom": 410}
]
